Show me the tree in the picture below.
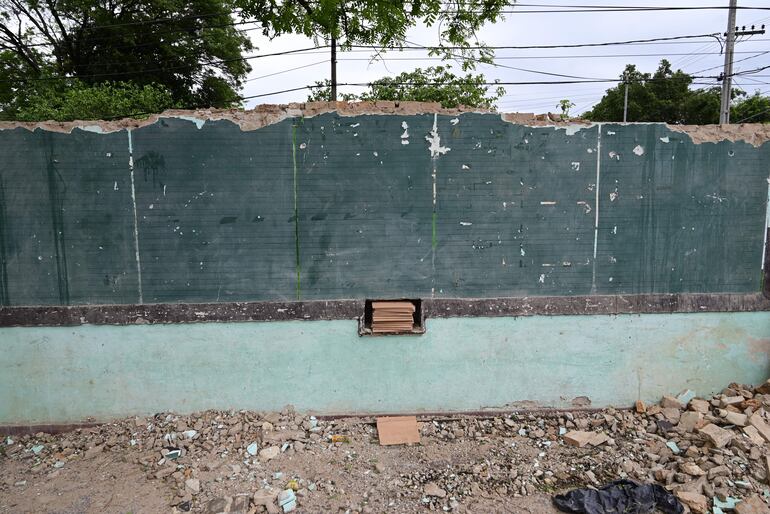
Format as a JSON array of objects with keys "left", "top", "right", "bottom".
[
  {"left": 732, "top": 91, "right": 770, "bottom": 123},
  {"left": 0, "top": 0, "right": 253, "bottom": 118},
  {"left": 7, "top": 80, "right": 176, "bottom": 121},
  {"left": 237, "top": 0, "right": 510, "bottom": 64},
  {"left": 557, "top": 99, "right": 575, "bottom": 119},
  {"left": 583, "top": 59, "right": 770, "bottom": 124},
  {"left": 307, "top": 66, "right": 505, "bottom": 109}
]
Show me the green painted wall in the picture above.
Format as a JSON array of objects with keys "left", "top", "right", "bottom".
[
  {"left": 0, "top": 115, "right": 768, "bottom": 305},
  {"left": 1, "top": 312, "right": 768, "bottom": 424}
]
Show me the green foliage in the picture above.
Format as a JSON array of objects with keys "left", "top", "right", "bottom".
[
  {"left": 307, "top": 66, "right": 505, "bottom": 109},
  {"left": 236, "top": 0, "right": 509, "bottom": 65},
  {"left": 583, "top": 60, "right": 770, "bottom": 124},
  {"left": 732, "top": 92, "right": 770, "bottom": 123},
  {"left": 5, "top": 80, "right": 176, "bottom": 122},
  {"left": 557, "top": 99, "right": 575, "bottom": 119},
  {"left": 0, "top": 0, "right": 252, "bottom": 118}
]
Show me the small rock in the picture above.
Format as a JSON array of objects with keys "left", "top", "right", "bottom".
[
  {"left": 278, "top": 489, "right": 297, "bottom": 513},
  {"left": 699, "top": 423, "right": 733, "bottom": 448},
  {"left": 749, "top": 414, "right": 770, "bottom": 442},
  {"left": 424, "top": 482, "right": 447, "bottom": 498},
  {"left": 678, "top": 411, "right": 704, "bottom": 432},
  {"left": 689, "top": 399, "right": 710, "bottom": 414},
  {"left": 185, "top": 478, "right": 200, "bottom": 495},
  {"left": 735, "top": 495, "right": 770, "bottom": 514},
  {"left": 680, "top": 462, "right": 706, "bottom": 476},
  {"left": 675, "top": 491, "right": 709, "bottom": 514},
  {"left": 635, "top": 400, "right": 646, "bottom": 414},
  {"left": 563, "top": 431, "right": 607, "bottom": 448},
  {"left": 721, "top": 410, "right": 748, "bottom": 427},
  {"left": 661, "top": 396, "right": 684, "bottom": 409},
  {"left": 259, "top": 446, "right": 280, "bottom": 461}
]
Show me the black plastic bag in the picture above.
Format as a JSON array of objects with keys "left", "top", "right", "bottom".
[{"left": 553, "top": 479, "right": 684, "bottom": 514}]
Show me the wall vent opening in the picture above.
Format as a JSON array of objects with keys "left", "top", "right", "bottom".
[{"left": 360, "top": 299, "right": 424, "bottom": 336}]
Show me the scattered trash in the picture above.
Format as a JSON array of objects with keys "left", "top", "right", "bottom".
[
  {"left": 164, "top": 447, "right": 181, "bottom": 460},
  {"left": 554, "top": 479, "right": 684, "bottom": 514},
  {"left": 246, "top": 442, "right": 259, "bottom": 456},
  {"left": 278, "top": 488, "right": 297, "bottom": 513},
  {"left": 665, "top": 441, "right": 681, "bottom": 454},
  {"left": 52, "top": 461, "right": 64, "bottom": 468},
  {"left": 30, "top": 445, "right": 44, "bottom": 455},
  {"left": 376, "top": 416, "right": 420, "bottom": 446}
]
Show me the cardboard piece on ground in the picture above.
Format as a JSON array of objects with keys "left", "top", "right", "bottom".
[{"left": 377, "top": 416, "right": 421, "bottom": 446}]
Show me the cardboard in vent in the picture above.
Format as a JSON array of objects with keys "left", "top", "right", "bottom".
[{"left": 371, "top": 301, "right": 416, "bottom": 333}]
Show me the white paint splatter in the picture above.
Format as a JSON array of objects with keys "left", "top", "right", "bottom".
[
  {"left": 450, "top": 118, "right": 459, "bottom": 125},
  {"left": 659, "top": 136, "right": 670, "bottom": 143},
  {"left": 299, "top": 142, "right": 307, "bottom": 149},
  {"left": 612, "top": 225, "right": 617, "bottom": 235},
  {"left": 353, "top": 133, "right": 358, "bottom": 137},
  {"left": 462, "top": 164, "right": 470, "bottom": 170},
  {"left": 540, "top": 201, "right": 557, "bottom": 205},
  {"left": 587, "top": 148, "right": 593, "bottom": 153},
  {"left": 113, "top": 181, "right": 119, "bottom": 191},
  {"left": 632, "top": 145, "right": 644, "bottom": 156},
  {"left": 576, "top": 201, "right": 592, "bottom": 214},
  {"left": 350, "top": 123, "right": 360, "bottom": 128},
  {"left": 609, "top": 190, "right": 619, "bottom": 202},
  {"left": 608, "top": 151, "right": 620, "bottom": 161},
  {"left": 425, "top": 114, "right": 450, "bottom": 158},
  {"left": 571, "top": 162, "right": 580, "bottom": 171},
  {"left": 373, "top": 151, "right": 378, "bottom": 157},
  {"left": 106, "top": 152, "right": 112, "bottom": 158},
  {"left": 538, "top": 274, "right": 545, "bottom": 284},
  {"left": 460, "top": 221, "right": 473, "bottom": 226},
  {"left": 607, "top": 130, "right": 616, "bottom": 135},
  {"left": 400, "top": 121, "right": 409, "bottom": 140},
  {"left": 401, "top": 140, "right": 409, "bottom": 145}
]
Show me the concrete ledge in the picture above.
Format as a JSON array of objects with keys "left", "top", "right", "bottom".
[
  {"left": 0, "top": 312, "right": 768, "bottom": 424},
  {"left": 1, "top": 293, "right": 769, "bottom": 327}
]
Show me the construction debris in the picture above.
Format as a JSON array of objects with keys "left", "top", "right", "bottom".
[
  {"left": 376, "top": 416, "right": 421, "bottom": 446},
  {"left": 1, "top": 381, "right": 770, "bottom": 513}
]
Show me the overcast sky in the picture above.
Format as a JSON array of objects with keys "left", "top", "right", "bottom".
[{"left": 239, "top": 1, "right": 770, "bottom": 115}]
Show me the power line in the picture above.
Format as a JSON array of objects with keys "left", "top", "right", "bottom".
[
  {"left": 0, "top": 46, "right": 330, "bottom": 84},
  {"left": 244, "top": 61, "right": 328, "bottom": 82},
  {"left": 337, "top": 50, "right": 766, "bottom": 62},
  {"left": 461, "top": 6, "right": 770, "bottom": 13},
  {"left": 736, "top": 106, "right": 770, "bottom": 122},
  {"left": 690, "top": 51, "right": 770, "bottom": 75}
]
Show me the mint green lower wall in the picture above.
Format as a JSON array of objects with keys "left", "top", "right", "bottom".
[{"left": 1, "top": 313, "right": 769, "bottom": 425}]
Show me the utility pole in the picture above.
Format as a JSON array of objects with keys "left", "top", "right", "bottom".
[
  {"left": 622, "top": 73, "right": 629, "bottom": 123},
  {"left": 719, "top": 0, "right": 738, "bottom": 124},
  {"left": 330, "top": 35, "right": 337, "bottom": 102}
]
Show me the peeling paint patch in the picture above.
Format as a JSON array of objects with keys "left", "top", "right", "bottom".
[
  {"left": 633, "top": 145, "right": 644, "bottom": 156},
  {"left": 425, "top": 114, "right": 450, "bottom": 158},
  {"left": 660, "top": 136, "right": 670, "bottom": 143},
  {"left": 176, "top": 116, "right": 206, "bottom": 129},
  {"left": 80, "top": 125, "right": 105, "bottom": 134}
]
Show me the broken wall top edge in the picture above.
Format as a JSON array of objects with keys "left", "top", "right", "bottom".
[{"left": 1, "top": 100, "right": 768, "bottom": 145}]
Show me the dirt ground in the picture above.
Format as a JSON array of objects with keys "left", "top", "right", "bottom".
[
  {"left": 1, "top": 390, "right": 769, "bottom": 514},
  {"left": 0, "top": 414, "right": 565, "bottom": 514}
]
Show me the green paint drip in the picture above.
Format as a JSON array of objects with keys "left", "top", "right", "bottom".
[{"left": 292, "top": 124, "right": 301, "bottom": 300}]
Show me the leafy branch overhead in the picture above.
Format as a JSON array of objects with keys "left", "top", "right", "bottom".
[{"left": 237, "top": 0, "right": 510, "bottom": 62}]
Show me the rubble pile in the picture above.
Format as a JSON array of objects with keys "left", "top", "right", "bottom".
[{"left": 1, "top": 381, "right": 769, "bottom": 513}]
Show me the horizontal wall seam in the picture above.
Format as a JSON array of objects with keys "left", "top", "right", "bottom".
[{"left": 0, "top": 293, "right": 768, "bottom": 327}]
